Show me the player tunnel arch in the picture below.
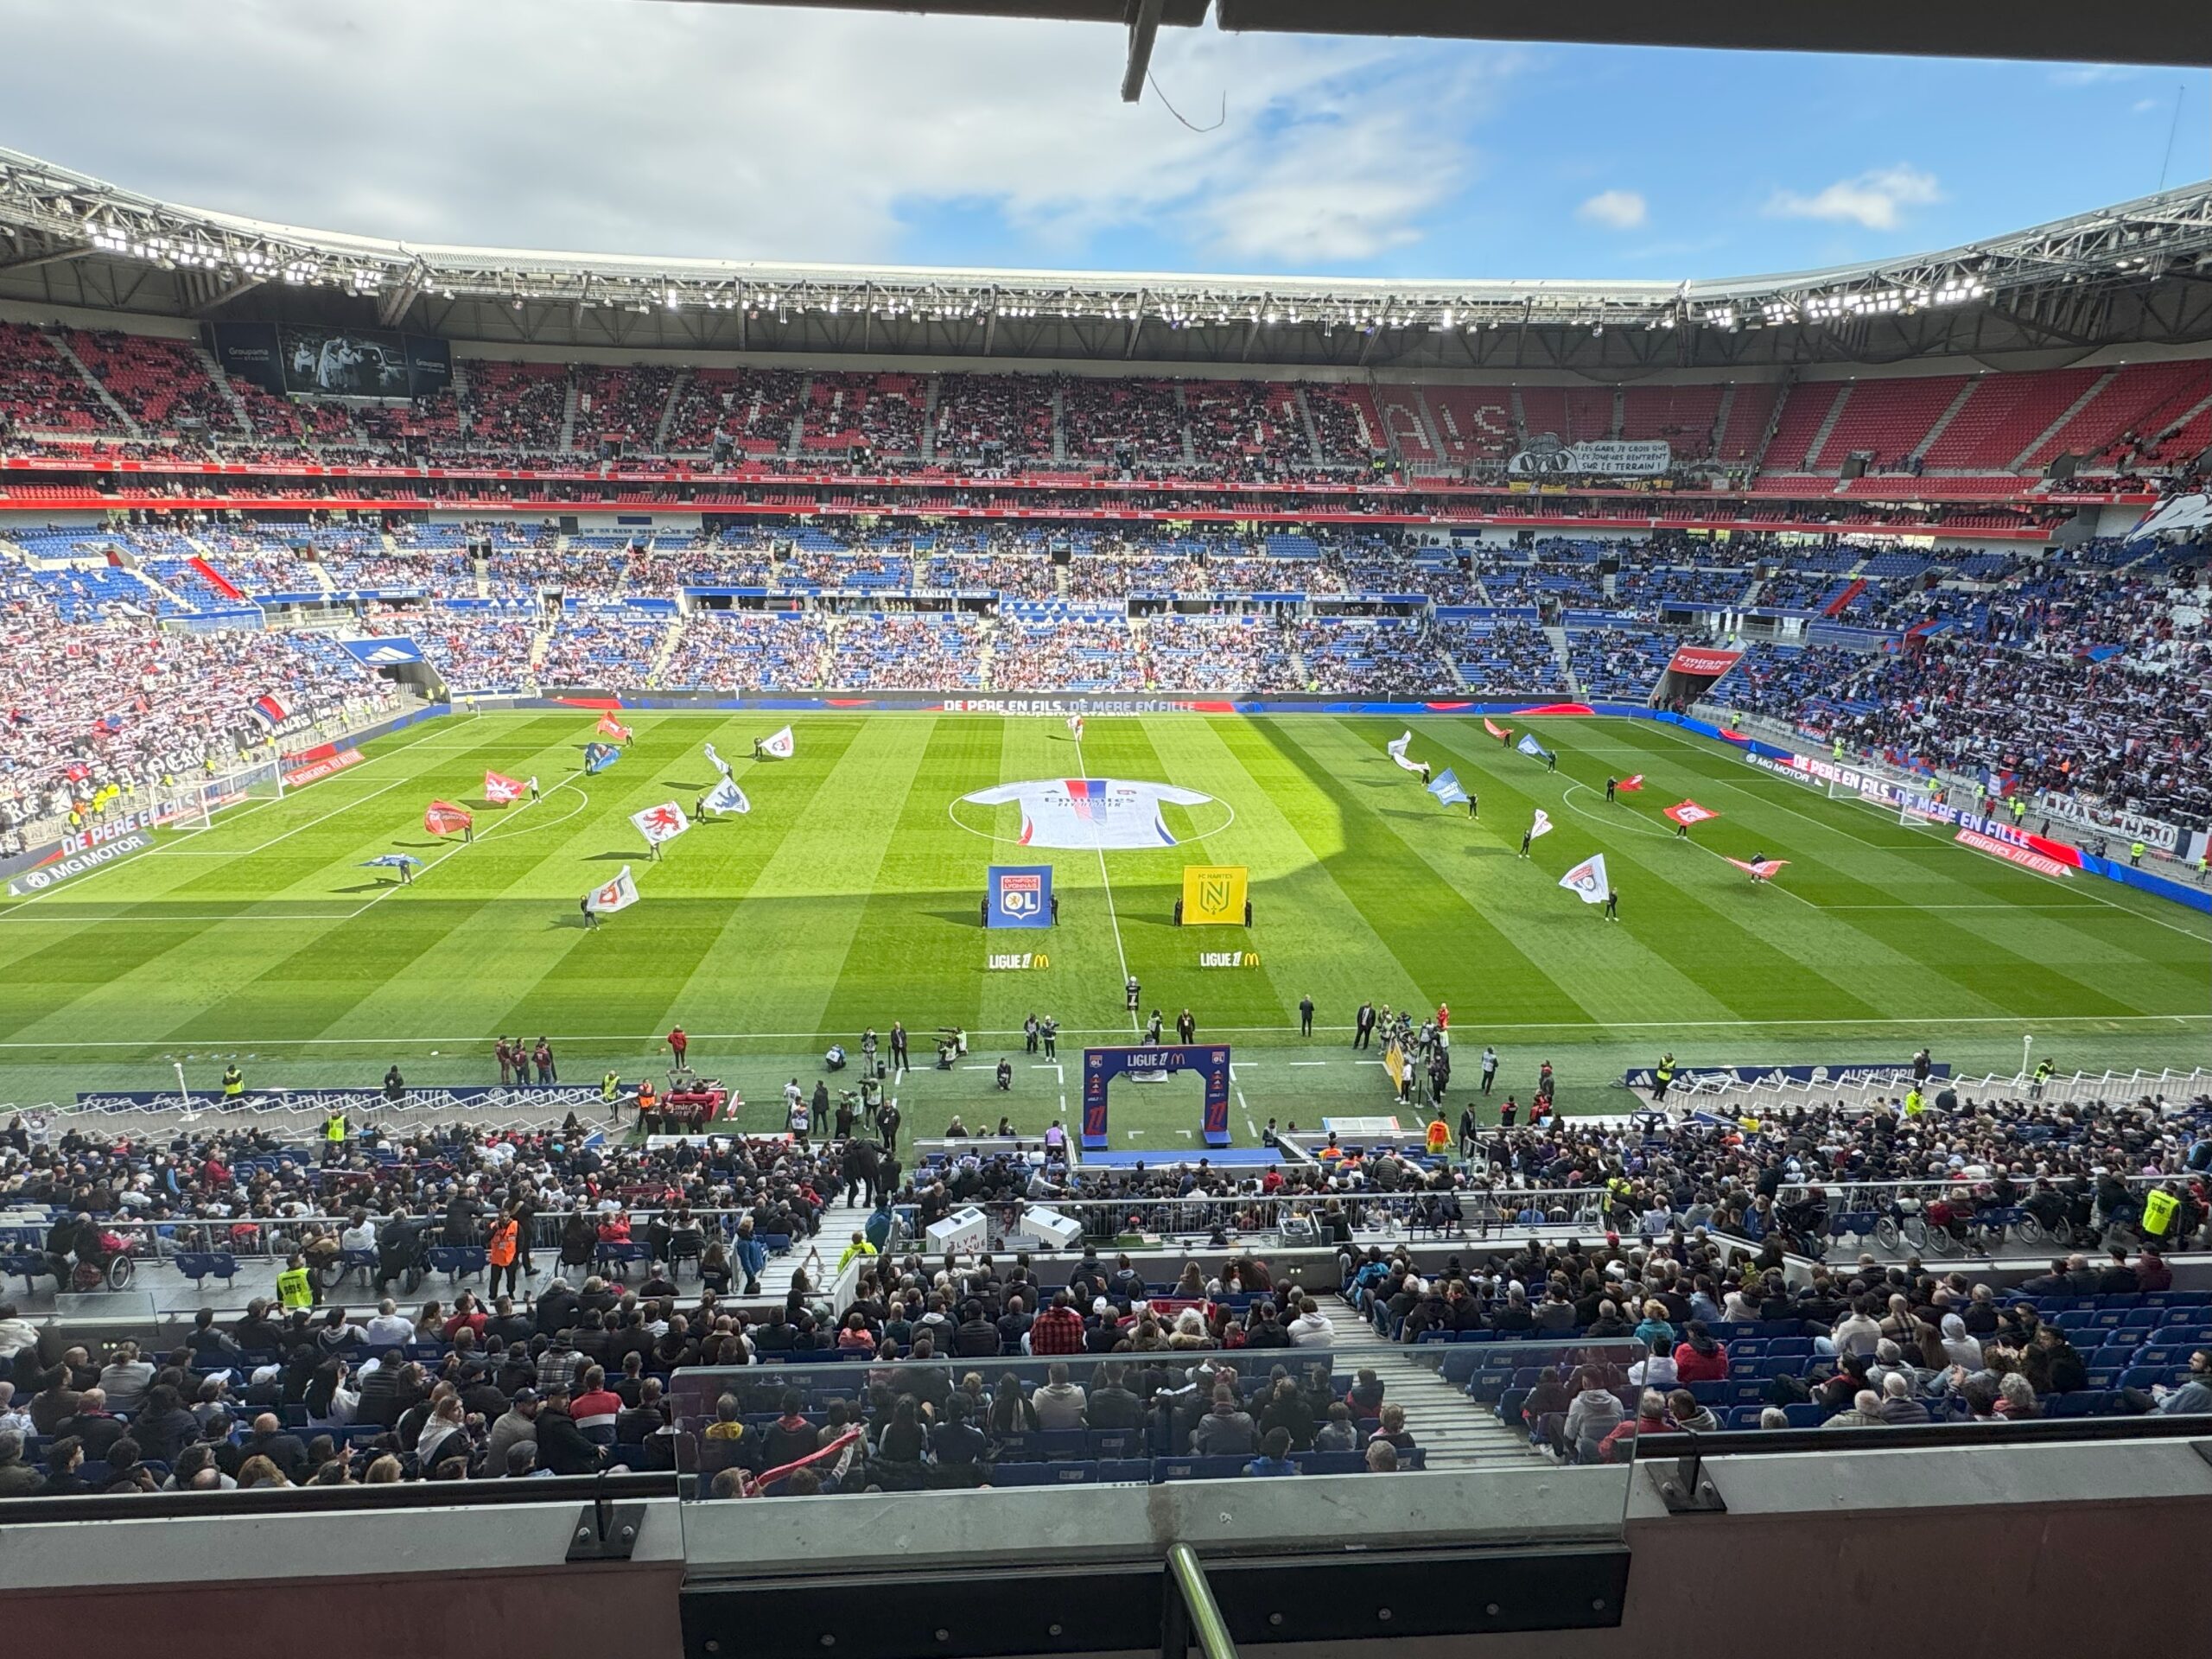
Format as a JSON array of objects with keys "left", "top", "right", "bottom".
[{"left": 1080, "top": 1044, "right": 1231, "bottom": 1150}]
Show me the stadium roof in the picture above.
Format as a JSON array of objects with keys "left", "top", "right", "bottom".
[{"left": 2, "top": 145, "right": 2209, "bottom": 373}]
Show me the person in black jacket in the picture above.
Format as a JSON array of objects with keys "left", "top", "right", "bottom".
[{"left": 534, "top": 1383, "right": 608, "bottom": 1475}]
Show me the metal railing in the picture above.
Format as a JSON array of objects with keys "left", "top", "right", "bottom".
[{"left": 1671, "top": 1066, "right": 2212, "bottom": 1115}]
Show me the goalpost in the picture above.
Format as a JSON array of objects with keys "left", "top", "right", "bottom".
[
  {"left": 158, "top": 753, "right": 286, "bottom": 836},
  {"left": 1824, "top": 771, "right": 1949, "bottom": 832}
]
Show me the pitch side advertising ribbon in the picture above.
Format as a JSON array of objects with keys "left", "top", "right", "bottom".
[
  {"left": 631, "top": 802, "right": 691, "bottom": 846},
  {"left": 1663, "top": 800, "right": 1719, "bottom": 827},
  {"left": 1559, "top": 854, "right": 1609, "bottom": 904},
  {"left": 586, "top": 866, "right": 639, "bottom": 913}
]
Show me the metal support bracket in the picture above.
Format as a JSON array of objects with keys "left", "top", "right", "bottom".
[
  {"left": 567, "top": 1486, "right": 646, "bottom": 1561},
  {"left": 1654, "top": 1448, "right": 1728, "bottom": 1514}
]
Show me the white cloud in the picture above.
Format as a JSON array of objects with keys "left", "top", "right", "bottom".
[
  {"left": 1576, "top": 189, "right": 1647, "bottom": 230},
  {"left": 2050, "top": 64, "right": 2142, "bottom": 86},
  {"left": 1765, "top": 165, "right": 1943, "bottom": 232},
  {"left": 0, "top": 0, "right": 1505, "bottom": 272},
  {"left": 2133, "top": 97, "right": 2166, "bottom": 113}
]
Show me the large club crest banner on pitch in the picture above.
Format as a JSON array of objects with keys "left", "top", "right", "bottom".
[
  {"left": 631, "top": 802, "right": 691, "bottom": 846},
  {"left": 987, "top": 864, "right": 1054, "bottom": 929},
  {"left": 1179, "top": 865, "right": 1249, "bottom": 925}
]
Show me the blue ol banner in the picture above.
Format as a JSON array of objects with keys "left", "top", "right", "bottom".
[{"left": 987, "top": 864, "right": 1053, "bottom": 928}]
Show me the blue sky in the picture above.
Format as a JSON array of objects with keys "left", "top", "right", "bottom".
[{"left": 3, "top": 1, "right": 2205, "bottom": 282}]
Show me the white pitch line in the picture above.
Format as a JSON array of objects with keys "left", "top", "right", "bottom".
[
  {"left": 1, "top": 1009, "right": 2204, "bottom": 1052},
  {"left": 1072, "top": 731, "right": 1139, "bottom": 1035},
  {"left": 1287, "top": 1060, "right": 1328, "bottom": 1067}
]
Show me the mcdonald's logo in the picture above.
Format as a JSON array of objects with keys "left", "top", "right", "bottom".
[
  {"left": 1033, "top": 953, "right": 1051, "bottom": 969},
  {"left": 1243, "top": 951, "right": 1259, "bottom": 968}
]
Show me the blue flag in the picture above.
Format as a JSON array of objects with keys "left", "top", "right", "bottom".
[
  {"left": 360, "top": 854, "right": 420, "bottom": 869},
  {"left": 1425, "top": 768, "right": 1470, "bottom": 807},
  {"left": 583, "top": 741, "right": 621, "bottom": 775},
  {"left": 1516, "top": 732, "right": 1555, "bottom": 765}
]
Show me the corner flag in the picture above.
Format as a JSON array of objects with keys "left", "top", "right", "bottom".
[
  {"left": 1426, "top": 768, "right": 1470, "bottom": 807},
  {"left": 1559, "top": 854, "right": 1609, "bottom": 904},
  {"left": 757, "top": 726, "right": 796, "bottom": 760},
  {"left": 586, "top": 866, "right": 639, "bottom": 914}
]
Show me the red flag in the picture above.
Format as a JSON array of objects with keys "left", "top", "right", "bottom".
[
  {"left": 424, "top": 801, "right": 474, "bottom": 836},
  {"left": 483, "top": 770, "right": 526, "bottom": 804},
  {"left": 1726, "top": 856, "right": 1789, "bottom": 881},
  {"left": 1617, "top": 774, "right": 1644, "bottom": 791},
  {"left": 596, "top": 712, "right": 633, "bottom": 742},
  {"left": 1662, "top": 800, "right": 1719, "bottom": 827},
  {"left": 1483, "top": 718, "right": 1511, "bottom": 741}
]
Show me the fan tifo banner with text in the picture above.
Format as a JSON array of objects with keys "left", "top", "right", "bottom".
[
  {"left": 1180, "top": 865, "right": 1249, "bottom": 925},
  {"left": 1665, "top": 645, "right": 1743, "bottom": 678}
]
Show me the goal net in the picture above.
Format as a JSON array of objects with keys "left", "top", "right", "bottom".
[{"left": 157, "top": 754, "right": 285, "bottom": 835}]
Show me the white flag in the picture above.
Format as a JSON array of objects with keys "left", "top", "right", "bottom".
[
  {"left": 703, "top": 742, "right": 731, "bottom": 778},
  {"left": 1529, "top": 809, "right": 1554, "bottom": 839},
  {"left": 630, "top": 801, "right": 691, "bottom": 845},
  {"left": 703, "top": 776, "right": 751, "bottom": 816},
  {"left": 586, "top": 866, "right": 639, "bottom": 913},
  {"left": 1066, "top": 715, "right": 1084, "bottom": 741},
  {"left": 1386, "top": 730, "right": 1426, "bottom": 774},
  {"left": 757, "top": 726, "right": 795, "bottom": 760},
  {"left": 1559, "top": 854, "right": 1610, "bottom": 905}
]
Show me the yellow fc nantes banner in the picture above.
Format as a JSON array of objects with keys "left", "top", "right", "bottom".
[{"left": 1181, "top": 865, "right": 1249, "bottom": 926}]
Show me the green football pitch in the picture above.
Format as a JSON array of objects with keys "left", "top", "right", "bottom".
[{"left": 0, "top": 709, "right": 2202, "bottom": 1143}]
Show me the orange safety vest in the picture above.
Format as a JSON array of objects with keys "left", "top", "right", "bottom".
[
  {"left": 638, "top": 1084, "right": 658, "bottom": 1114},
  {"left": 488, "top": 1218, "right": 519, "bottom": 1268},
  {"left": 1426, "top": 1121, "right": 1449, "bottom": 1154}
]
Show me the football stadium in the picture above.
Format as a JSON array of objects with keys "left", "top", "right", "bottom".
[{"left": 2, "top": 1, "right": 2211, "bottom": 1649}]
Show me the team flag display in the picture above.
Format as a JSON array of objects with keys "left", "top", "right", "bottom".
[
  {"left": 585, "top": 866, "right": 639, "bottom": 914},
  {"left": 1386, "top": 731, "right": 1427, "bottom": 774},
  {"left": 483, "top": 771, "right": 528, "bottom": 804},
  {"left": 757, "top": 726, "right": 796, "bottom": 760},
  {"left": 582, "top": 741, "right": 621, "bottom": 774},
  {"left": 360, "top": 854, "right": 420, "bottom": 871},
  {"left": 1066, "top": 715, "right": 1084, "bottom": 741},
  {"left": 1663, "top": 800, "right": 1719, "bottom": 827},
  {"left": 596, "top": 712, "right": 633, "bottom": 742},
  {"left": 631, "top": 802, "right": 691, "bottom": 846},
  {"left": 1529, "top": 808, "right": 1554, "bottom": 839},
  {"left": 250, "top": 693, "right": 294, "bottom": 730},
  {"left": 1483, "top": 718, "right": 1511, "bottom": 741},
  {"left": 1559, "top": 854, "right": 1610, "bottom": 905},
  {"left": 1726, "top": 856, "right": 1791, "bottom": 881},
  {"left": 1180, "top": 864, "right": 1249, "bottom": 925},
  {"left": 423, "top": 801, "right": 474, "bottom": 836},
  {"left": 1516, "top": 732, "right": 1556, "bottom": 765},
  {"left": 702, "top": 776, "right": 751, "bottom": 816},
  {"left": 1426, "top": 769, "right": 1471, "bottom": 807},
  {"left": 702, "top": 742, "right": 731, "bottom": 777},
  {"left": 1617, "top": 774, "right": 1644, "bottom": 791}
]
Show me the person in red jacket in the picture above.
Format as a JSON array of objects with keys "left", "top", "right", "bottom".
[
  {"left": 668, "top": 1026, "right": 689, "bottom": 1065},
  {"left": 1671, "top": 1320, "right": 1730, "bottom": 1383}
]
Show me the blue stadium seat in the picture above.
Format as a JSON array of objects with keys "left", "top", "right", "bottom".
[
  {"left": 426, "top": 1246, "right": 486, "bottom": 1283},
  {"left": 1096, "top": 1459, "right": 1152, "bottom": 1484}
]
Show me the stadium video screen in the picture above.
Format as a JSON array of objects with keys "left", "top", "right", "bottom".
[{"left": 206, "top": 321, "right": 452, "bottom": 401}]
